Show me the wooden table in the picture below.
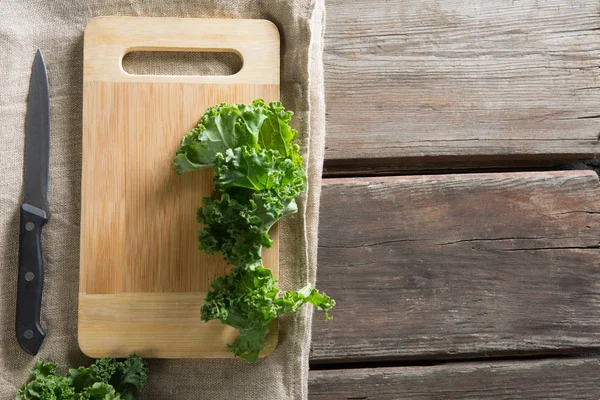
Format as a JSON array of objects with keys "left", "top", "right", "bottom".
[{"left": 309, "top": 1, "right": 600, "bottom": 398}]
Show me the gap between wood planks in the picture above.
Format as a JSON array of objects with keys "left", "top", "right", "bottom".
[
  {"left": 309, "top": 353, "right": 596, "bottom": 371},
  {"left": 322, "top": 155, "right": 600, "bottom": 178}
]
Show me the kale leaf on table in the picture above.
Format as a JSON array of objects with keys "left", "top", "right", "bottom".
[
  {"left": 174, "top": 99, "right": 335, "bottom": 362},
  {"left": 16, "top": 355, "right": 148, "bottom": 400}
]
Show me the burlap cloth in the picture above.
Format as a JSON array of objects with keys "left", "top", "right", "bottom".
[{"left": 0, "top": 0, "right": 326, "bottom": 398}]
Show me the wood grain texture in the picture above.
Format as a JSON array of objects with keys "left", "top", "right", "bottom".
[
  {"left": 79, "top": 17, "right": 280, "bottom": 358},
  {"left": 80, "top": 82, "right": 279, "bottom": 294},
  {"left": 311, "top": 170, "right": 600, "bottom": 362},
  {"left": 78, "top": 293, "right": 277, "bottom": 358},
  {"left": 308, "top": 357, "right": 600, "bottom": 399},
  {"left": 84, "top": 17, "right": 279, "bottom": 84},
  {"left": 324, "top": 0, "right": 600, "bottom": 164}
]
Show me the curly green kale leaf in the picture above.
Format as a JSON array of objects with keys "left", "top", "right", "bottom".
[
  {"left": 16, "top": 356, "right": 147, "bottom": 400},
  {"left": 175, "top": 99, "right": 335, "bottom": 362},
  {"left": 197, "top": 146, "right": 306, "bottom": 268},
  {"left": 214, "top": 146, "right": 306, "bottom": 194},
  {"left": 201, "top": 266, "right": 335, "bottom": 362},
  {"left": 111, "top": 355, "right": 148, "bottom": 400},
  {"left": 198, "top": 189, "right": 301, "bottom": 268},
  {"left": 256, "top": 101, "right": 302, "bottom": 167},
  {"left": 198, "top": 194, "right": 268, "bottom": 268},
  {"left": 88, "top": 357, "right": 119, "bottom": 386},
  {"left": 174, "top": 99, "right": 306, "bottom": 174},
  {"left": 87, "top": 355, "right": 148, "bottom": 400},
  {"left": 80, "top": 383, "right": 119, "bottom": 400},
  {"left": 16, "top": 361, "right": 76, "bottom": 400},
  {"left": 174, "top": 100, "right": 273, "bottom": 173},
  {"left": 68, "top": 367, "right": 96, "bottom": 394}
]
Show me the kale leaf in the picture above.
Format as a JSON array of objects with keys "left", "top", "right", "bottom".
[
  {"left": 80, "top": 383, "right": 119, "bottom": 400},
  {"left": 175, "top": 99, "right": 335, "bottom": 362},
  {"left": 174, "top": 100, "right": 271, "bottom": 173},
  {"left": 112, "top": 355, "right": 148, "bottom": 400},
  {"left": 16, "top": 355, "right": 147, "bottom": 400},
  {"left": 197, "top": 146, "right": 305, "bottom": 268},
  {"left": 201, "top": 266, "right": 334, "bottom": 362},
  {"left": 16, "top": 361, "right": 76, "bottom": 400}
]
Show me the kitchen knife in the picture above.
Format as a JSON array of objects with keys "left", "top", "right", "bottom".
[{"left": 16, "top": 49, "right": 50, "bottom": 356}]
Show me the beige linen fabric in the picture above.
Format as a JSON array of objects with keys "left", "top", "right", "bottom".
[{"left": 0, "top": 1, "right": 326, "bottom": 398}]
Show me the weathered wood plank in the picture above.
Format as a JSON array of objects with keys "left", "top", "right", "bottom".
[
  {"left": 324, "top": 0, "right": 600, "bottom": 166},
  {"left": 311, "top": 170, "right": 600, "bottom": 362},
  {"left": 308, "top": 358, "right": 600, "bottom": 399}
]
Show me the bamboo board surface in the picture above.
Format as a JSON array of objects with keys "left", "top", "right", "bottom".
[{"left": 79, "top": 16, "right": 280, "bottom": 358}]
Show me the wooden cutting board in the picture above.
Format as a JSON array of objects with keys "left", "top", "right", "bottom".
[{"left": 79, "top": 16, "right": 280, "bottom": 358}]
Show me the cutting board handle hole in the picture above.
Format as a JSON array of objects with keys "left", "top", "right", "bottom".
[{"left": 122, "top": 50, "right": 243, "bottom": 76}]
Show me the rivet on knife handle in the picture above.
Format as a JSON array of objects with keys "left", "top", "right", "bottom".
[{"left": 16, "top": 204, "right": 47, "bottom": 355}]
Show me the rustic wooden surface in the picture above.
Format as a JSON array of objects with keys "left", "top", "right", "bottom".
[
  {"left": 311, "top": 170, "right": 600, "bottom": 363},
  {"left": 308, "top": 357, "right": 600, "bottom": 399},
  {"left": 310, "top": 0, "right": 600, "bottom": 396},
  {"left": 323, "top": 0, "right": 600, "bottom": 168},
  {"left": 79, "top": 17, "right": 280, "bottom": 358}
]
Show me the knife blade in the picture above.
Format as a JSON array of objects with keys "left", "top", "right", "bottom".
[{"left": 16, "top": 49, "right": 50, "bottom": 356}]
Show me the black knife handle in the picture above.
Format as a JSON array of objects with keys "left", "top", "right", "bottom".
[{"left": 16, "top": 203, "right": 47, "bottom": 355}]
